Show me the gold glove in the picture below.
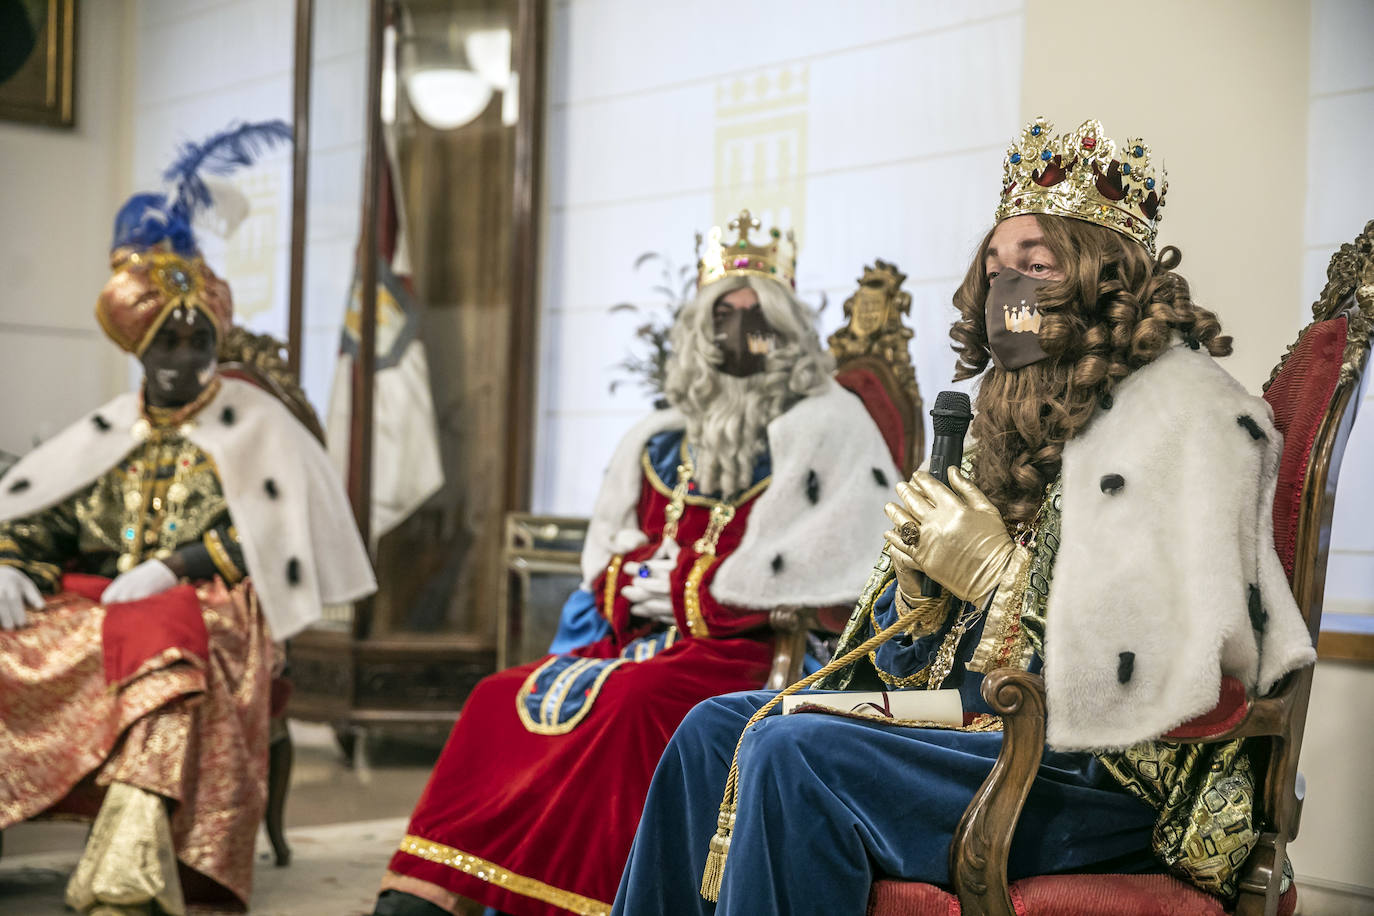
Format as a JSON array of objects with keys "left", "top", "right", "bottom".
[{"left": 882, "top": 468, "right": 1016, "bottom": 604}]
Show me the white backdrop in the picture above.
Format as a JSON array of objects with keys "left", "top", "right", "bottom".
[{"left": 533, "top": 0, "right": 1026, "bottom": 515}]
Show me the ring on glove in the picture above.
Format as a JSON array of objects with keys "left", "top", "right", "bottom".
[{"left": 898, "top": 521, "right": 921, "bottom": 548}]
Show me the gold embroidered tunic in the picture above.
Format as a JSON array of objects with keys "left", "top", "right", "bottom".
[{"left": 0, "top": 393, "right": 244, "bottom": 591}]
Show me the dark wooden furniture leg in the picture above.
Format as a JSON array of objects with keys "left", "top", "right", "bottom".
[{"left": 266, "top": 722, "right": 293, "bottom": 867}]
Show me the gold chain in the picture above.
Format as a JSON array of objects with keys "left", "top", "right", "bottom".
[{"left": 661, "top": 443, "right": 743, "bottom": 557}]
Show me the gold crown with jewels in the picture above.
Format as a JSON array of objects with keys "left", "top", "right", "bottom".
[
  {"left": 995, "top": 117, "right": 1167, "bottom": 255},
  {"left": 696, "top": 209, "right": 797, "bottom": 289}
]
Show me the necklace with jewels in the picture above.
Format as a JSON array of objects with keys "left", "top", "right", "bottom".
[
  {"left": 117, "top": 379, "right": 221, "bottom": 572},
  {"left": 661, "top": 447, "right": 739, "bottom": 557}
]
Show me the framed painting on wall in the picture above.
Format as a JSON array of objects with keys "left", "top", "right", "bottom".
[{"left": 0, "top": 0, "right": 76, "bottom": 128}]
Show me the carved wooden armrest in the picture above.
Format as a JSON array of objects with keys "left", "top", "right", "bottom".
[
  {"left": 766, "top": 605, "right": 817, "bottom": 690},
  {"left": 949, "top": 668, "right": 1047, "bottom": 916}
]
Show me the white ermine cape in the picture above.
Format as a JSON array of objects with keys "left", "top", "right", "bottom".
[
  {"left": 1045, "top": 343, "right": 1316, "bottom": 750},
  {"left": 0, "top": 378, "right": 376, "bottom": 639},
  {"left": 582, "top": 377, "right": 901, "bottom": 610}
]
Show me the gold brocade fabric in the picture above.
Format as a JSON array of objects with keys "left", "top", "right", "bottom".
[
  {"left": 1096, "top": 739, "right": 1259, "bottom": 900},
  {"left": 0, "top": 579, "right": 273, "bottom": 909},
  {"left": 0, "top": 386, "right": 244, "bottom": 588}
]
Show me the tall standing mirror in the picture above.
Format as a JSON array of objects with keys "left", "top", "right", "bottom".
[{"left": 285, "top": 0, "right": 545, "bottom": 738}]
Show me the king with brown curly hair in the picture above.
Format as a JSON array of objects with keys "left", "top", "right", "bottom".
[{"left": 611, "top": 118, "right": 1316, "bottom": 916}]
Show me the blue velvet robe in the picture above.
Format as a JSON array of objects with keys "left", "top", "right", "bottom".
[{"left": 611, "top": 570, "right": 1159, "bottom": 916}]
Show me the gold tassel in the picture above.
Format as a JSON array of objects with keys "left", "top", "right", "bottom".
[
  {"left": 700, "top": 805, "right": 735, "bottom": 902},
  {"left": 696, "top": 554, "right": 958, "bottom": 903}
]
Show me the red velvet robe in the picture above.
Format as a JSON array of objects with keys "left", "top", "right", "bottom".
[{"left": 381, "top": 469, "right": 776, "bottom": 916}]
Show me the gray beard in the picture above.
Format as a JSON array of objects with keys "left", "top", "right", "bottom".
[{"left": 683, "top": 373, "right": 784, "bottom": 496}]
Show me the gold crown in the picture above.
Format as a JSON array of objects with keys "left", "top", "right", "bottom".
[
  {"left": 696, "top": 209, "right": 797, "bottom": 289},
  {"left": 995, "top": 117, "right": 1167, "bottom": 255}
]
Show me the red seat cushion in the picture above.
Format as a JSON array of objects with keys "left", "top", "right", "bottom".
[
  {"left": 1262, "top": 316, "right": 1348, "bottom": 579},
  {"left": 837, "top": 366, "right": 908, "bottom": 473},
  {"left": 867, "top": 874, "right": 1298, "bottom": 916}
]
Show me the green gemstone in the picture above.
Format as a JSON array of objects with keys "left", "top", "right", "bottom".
[
  {"left": 737, "top": 240, "right": 747, "bottom": 248},
  {"left": 770, "top": 228, "right": 780, "bottom": 238},
  {"left": 770, "top": 266, "right": 777, "bottom": 273}
]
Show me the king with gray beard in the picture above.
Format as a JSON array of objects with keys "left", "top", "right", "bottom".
[
  {"left": 372, "top": 212, "right": 900, "bottom": 916},
  {"left": 663, "top": 273, "right": 834, "bottom": 497}
]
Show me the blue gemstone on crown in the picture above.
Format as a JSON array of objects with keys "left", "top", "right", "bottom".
[
  {"left": 1031, "top": 125, "right": 1042, "bottom": 136},
  {"left": 1132, "top": 145, "right": 1144, "bottom": 157},
  {"left": 1040, "top": 149, "right": 1052, "bottom": 161},
  {"left": 1009, "top": 153, "right": 1022, "bottom": 164},
  {"left": 1145, "top": 178, "right": 1155, "bottom": 190},
  {"left": 1122, "top": 163, "right": 1132, "bottom": 175}
]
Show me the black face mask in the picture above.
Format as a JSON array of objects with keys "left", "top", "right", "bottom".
[
  {"left": 713, "top": 303, "right": 775, "bottom": 377},
  {"left": 984, "top": 268, "right": 1050, "bottom": 370}
]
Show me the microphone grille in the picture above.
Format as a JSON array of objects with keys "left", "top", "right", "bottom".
[{"left": 930, "top": 390, "right": 973, "bottom": 436}]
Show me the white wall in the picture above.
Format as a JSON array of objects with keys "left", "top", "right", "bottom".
[
  {"left": 533, "top": 0, "right": 1026, "bottom": 515},
  {"left": 127, "top": 0, "right": 367, "bottom": 415},
  {"left": 0, "top": 0, "right": 136, "bottom": 455}
]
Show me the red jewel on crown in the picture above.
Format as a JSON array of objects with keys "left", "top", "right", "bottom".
[{"left": 1082, "top": 136, "right": 1097, "bottom": 150}]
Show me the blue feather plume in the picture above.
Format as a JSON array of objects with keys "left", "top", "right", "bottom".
[{"left": 162, "top": 119, "right": 293, "bottom": 223}]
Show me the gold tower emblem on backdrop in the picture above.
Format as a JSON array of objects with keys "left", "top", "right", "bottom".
[{"left": 713, "top": 64, "right": 808, "bottom": 249}]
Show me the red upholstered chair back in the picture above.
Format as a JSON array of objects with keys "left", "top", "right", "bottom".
[
  {"left": 828, "top": 260, "right": 924, "bottom": 477},
  {"left": 1263, "top": 316, "right": 1350, "bottom": 582}
]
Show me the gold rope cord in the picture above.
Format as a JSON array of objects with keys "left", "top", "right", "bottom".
[{"left": 699, "top": 566, "right": 970, "bottom": 900}]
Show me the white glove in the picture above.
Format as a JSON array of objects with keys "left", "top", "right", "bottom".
[
  {"left": 612, "top": 528, "right": 649, "bottom": 554},
  {"left": 101, "top": 559, "right": 179, "bottom": 605},
  {"left": 621, "top": 536, "right": 680, "bottom": 626},
  {"left": 0, "top": 566, "right": 42, "bottom": 630}
]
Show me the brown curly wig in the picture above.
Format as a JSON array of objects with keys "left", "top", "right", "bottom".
[{"left": 950, "top": 214, "right": 1232, "bottom": 524}]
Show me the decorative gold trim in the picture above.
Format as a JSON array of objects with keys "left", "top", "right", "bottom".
[
  {"left": 624, "top": 625, "right": 679, "bottom": 661},
  {"left": 514, "top": 655, "right": 629, "bottom": 736},
  {"left": 967, "top": 545, "right": 1032, "bottom": 674},
  {"left": 640, "top": 447, "right": 771, "bottom": 508},
  {"left": 602, "top": 554, "right": 623, "bottom": 622},
  {"left": 683, "top": 554, "right": 715, "bottom": 637},
  {"left": 396, "top": 835, "right": 611, "bottom": 916},
  {"left": 1265, "top": 219, "right": 1374, "bottom": 393},
  {"left": 790, "top": 706, "right": 1003, "bottom": 732},
  {"left": 867, "top": 579, "right": 932, "bottom": 688},
  {"left": 204, "top": 529, "right": 242, "bottom": 585}
]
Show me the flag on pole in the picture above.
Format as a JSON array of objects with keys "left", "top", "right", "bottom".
[{"left": 325, "top": 136, "right": 444, "bottom": 543}]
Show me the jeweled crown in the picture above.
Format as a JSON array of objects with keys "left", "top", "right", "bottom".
[
  {"left": 995, "top": 117, "right": 1167, "bottom": 255},
  {"left": 696, "top": 209, "right": 797, "bottom": 290}
]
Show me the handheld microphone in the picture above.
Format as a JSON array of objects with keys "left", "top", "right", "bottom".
[{"left": 920, "top": 390, "right": 973, "bottom": 597}]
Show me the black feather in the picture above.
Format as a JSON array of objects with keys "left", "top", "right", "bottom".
[
  {"left": 264, "top": 479, "right": 279, "bottom": 499},
  {"left": 1117, "top": 651, "right": 1135, "bottom": 684},
  {"left": 805, "top": 470, "right": 820, "bottom": 504},
  {"left": 771, "top": 554, "right": 784, "bottom": 574},
  {"left": 92, "top": 414, "right": 111, "bottom": 431},
  {"left": 1100, "top": 473, "right": 1125, "bottom": 494},
  {"left": 286, "top": 557, "right": 301, "bottom": 585},
  {"left": 871, "top": 467, "right": 888, "bottom": 487},
  {"left": 1237, "top": 415, "right": 1266, "bottom": 441},
  {"left": 7, "top": 478, "right": 30, "bottom": 494},
  {"left": 163, "top": 120, "right": 292, "bottom": 222},
  {"left": 220, "top": 406, "right": 236, "bottom": 426}
]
